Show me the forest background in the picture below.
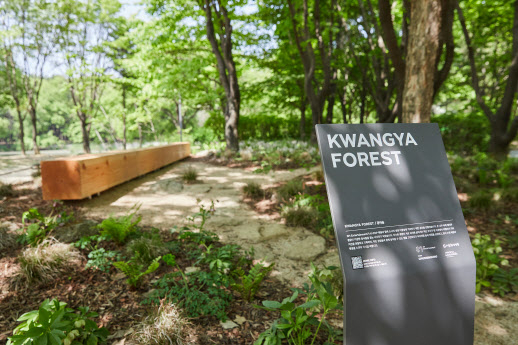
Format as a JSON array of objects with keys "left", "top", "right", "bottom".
[{"left": 1, "top": 0, "right": 518, "bottom": 158}]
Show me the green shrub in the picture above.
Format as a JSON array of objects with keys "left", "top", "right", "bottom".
[
  {"left": 113, "top": 256, "right": 161, "bottom": 288},
  {"left": 131, "top": 301, "right": 188, "bottom": 345},
  {"left": 472, "top": 234, "right": 509, "bottom": 293},
  {"left": 18, "top": 240, "right": 81, "bottom": 283},
  {"left": 18, "top": 208, "right": 73, "bottom": 246},
  {"left": 492, "top": 268, "right": 518, "bottom": 296},
  {"left": 468, "top": 190, "right": 493, "bottom": 210},
  {"left": 127, "top": 233, "right": 167, "bottom": 265},
  {"left": 85, "top": 248, "right": 121, "bottom": 272},
  {"left": 0, "top": 227, "right": 17, "bottom": 257},
  {"left": 277, "top": 179, "right": 304, "bottom": 202},
  {"left": 7, "top": 299, "right": 108, "bottom": 345},
  {"left": 98, "top": 208, "right": 141, "bottom": 245},
  {"left": 243, "top": 182, "right": 264, "bottom": 199},
  {"left": 501, "top": 187, "right": 518, "bottom": 203},
  {"left": 255, "top": 263, "right": 342, "bottom": 345},
  {"left": 143, "top": 270, "right": 233, "bottom": 321},
  {"left": 0, "top": 182, "right": 14, "bottom": 197},
  {"left": 178, "top": 229, "right": 219, "bottom": 246},
  {"left": 198, "top": 244, "right": 241, "bottom": 273},
  {"left": 182, "top": 166, "right": 198, "bottom": 183},
  {"left": 283, "top": 205, "right": 318, "bottom": 228},
  {"left": 232, "top": 261, "right": 274, "bottom": 302}
]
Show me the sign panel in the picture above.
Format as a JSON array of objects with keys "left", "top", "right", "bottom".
[{"left": 316, "top": 123, "right": 475, "bottom": 345}]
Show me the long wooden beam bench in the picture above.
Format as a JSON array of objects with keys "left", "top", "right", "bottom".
[{"left": 41, "top": 142, "right": 190, "bottom": 200}]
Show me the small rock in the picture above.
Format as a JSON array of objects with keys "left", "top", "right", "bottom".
[{"left": 220, "top": 320, "right": 239, "bottom": 329}]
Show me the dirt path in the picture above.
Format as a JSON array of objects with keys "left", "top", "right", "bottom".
[
  {"left": 77, "top": 158, "right": 339, "bottom": 287},
  {"left": 75, "top": 157, "right": 518, "bottom": 345}
]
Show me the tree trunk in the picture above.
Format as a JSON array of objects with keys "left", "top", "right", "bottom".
[
  {"left": 326, "top": 83, "right": 336, "bottom": 124},
  {"left": 122, "top": 85, "right": 127, "bottom": 150},
  {"left": 300, "top": 97, "right": 307, "bottom": 140},
  {"left": 29, "top": 110, "right": 40, "bottom": 154},
  {"left": 15, "top": 108, "right": 26, "bottom": 156},
  {"left": 225, "top": 99, "right": 239, "bottom": 151},
  {"left": 339, "top": 86, "right": 348, "bottom": 123},
  {"left": 402, "top": 0, "right": 442, "bottom": 123},
  {"left": 80, "top": 116, "right": 91, "bottom": 153}
]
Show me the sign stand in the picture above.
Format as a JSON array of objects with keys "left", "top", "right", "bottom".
[{"left": 316, "top": 123, "right": 475, "bottom": 345}]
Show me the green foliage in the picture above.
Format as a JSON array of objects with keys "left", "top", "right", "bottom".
[
  {"left": 433, "top": 113, "right": 490, "bottom": 155},
  {"left": 181, "top": 166, "right": 198, "bottom": 183},
  {"left": 501, "top": 187, "right": 518, "bottom": 203},
  {"left": 0, "top": 182, "right": 15, "bottom": 197},
  {"left": 282, "top": 205, "right": 318, "bottom": 228},
  {"left": 232, "top": 261, "right": 274, "bottom": 302},
  {"left": 98, "top": 207, "right": 141, "bottom": 245},
  {"left": 7, "top": 299, "right": 108, "bottom": 345},
  {"left": 472, "top": 234, "right": 509, "bottom": 293},
  {"left": 185, "top": 199, "right": 215, "bottom": 231},
  {"left": 85, "top": 248, "right": 121, "bottom": 273},
  {"left": 255, "top": 264, "right": 342, "bottom": 345},
  {"left": 468, "top": 190, "right": 493, "bottom": 210},
  {"left": 283, "top": 194, "right": 333, "bottom": 237},
  {"left": 243, "top": 182, "right": 265, "bottom": 199},
  {"left": 198, "top": 244, "right": 241, "bottom": 273},
  {"left": 113, "top": 256, "right": 161, "bottom": 288},
  {"left": 127, "top": 232, "right": 167, "bottom": 265},
  {"left": 143, "top": 270, "right": 232, "bottom": 321},
  {"left": 19, "top": 208, "right": 73, "bottom": 246},
  {"left": 178, "top": 229, "right": 219, "bottom": 246},
  {"left": 277, "top": 180, "right": 304, "bottom": 202},
  {"left": 492, "top": 268, "right": 518, "bottom": 296}
]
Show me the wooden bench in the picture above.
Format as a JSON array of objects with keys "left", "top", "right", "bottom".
[{"left": 41, "top": 143, "right": 190, "bottom": 200}]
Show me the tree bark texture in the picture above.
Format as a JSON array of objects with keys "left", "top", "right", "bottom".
[
  {"left": 202, "top": 0, "right": 240, "bottom": 152},
  {"left": 402, "top": 0, "right": 442, "bottom": 123}
]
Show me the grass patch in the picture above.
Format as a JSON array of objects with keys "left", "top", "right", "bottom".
[
  {"left": 127, "top": 232, "right": 168, "bottom": 265},
  {"left": 501, "top": 187, "right": 518, "bottom": 203},
  {"left": 18, "top": 239, "right": 81, "bottom": 283},
  {"left": 182, "top": 166, "right": 198, "bottom": 183},
  {"left": 131, "top": 302, "right": 189, "bottom": 345},
  {"left": 0, "top": 182, "right": 14, "bottom": 197},
  {"left": 468, "top": 190, "right": 493, "bottom": 210},
  {"left": 242, "top": 182, "right": 264, "bottom": 199},
  {"left": 0, "top": 227, "right": 17, "bottom": 257},
  {"left": 282, "top": 205, "right": 318, "bottom": 228},
  {"left": 277, "top": 179, "right": 303, "bottom": 202}
]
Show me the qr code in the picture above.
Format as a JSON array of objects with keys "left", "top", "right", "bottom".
[{"left": 351, "top": 256, "right": 364, "bottom": 270}]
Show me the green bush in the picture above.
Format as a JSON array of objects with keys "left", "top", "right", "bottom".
[
  {"left": 85, "top": 248, "right": 121, "bottom": 272},
  {"left": 7, "top": 299, "right": 108, "bottom": 345},
  {"left": 127, "top": 233, "right": 167, "bottom": 265},
  {"left": 181, "top": 166, "right": 198, "bottom": 183},
  {"left": 18, "top": 208, "right": 73, "bottom": 246},
  {"left": 471, "top": 234, "right": 509, "bottom": 293},
  {"left": 432, "top": 112, "right": 490, "bottom": 155},
  {"left": 243, "top": 182, "right": 264, "bottom": 199},
  {"left": 98, "top": 208, "right": 141, "bottom": 245},
  {"left": 232, "top": 261, "right": 274, "bottom": 302},
  {"left": 113, "top": 256, "right": 161, "bottom": 288},
  {"left": 255, "top": 264, "right": 342, "bottom": 345},
  {"left": 501, "top": 187, "right": 518, "bottom": 203},
  {"left": 0, "top": 182, "right": 14, "bottom": 197},
  {"left": 468, "top": 190, "right": 493, "bottom": 210},
  {"left": 277, "top": 179, "right": 304, "bottom": 202},
  {"left": 283, "top": 205, "right": 318, "bottom": 228}
]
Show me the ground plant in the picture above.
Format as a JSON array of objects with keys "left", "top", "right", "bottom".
[
  {"left": 113, "top": 256, "right": 161, "bottom": 288},
  {"left": 243, "top": 182, "right": 265, "bottom": 199},
  {"left": 85, "top": 248, "right": 121, "bottom": 272},
  {"left": 232, "top": 261, "right": 275, "bottom": 301},
  {"left": 7, "top": 299, "right": 108, "bottom": 345},
  {"left": 472, "top": 234, "right": 509, "bottom": 292},
  {"left": 98, "top": 206, "right": 141, "bottom": 245},
  {"left": 182, "top": 166, "right": 198, "bottom": 183},
  {"left": 18, "top": 207, "right": 73, "bottom": 246}
]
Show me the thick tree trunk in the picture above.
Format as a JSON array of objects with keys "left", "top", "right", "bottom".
[
  {"left": 225, "top": 99, "right": 239, "bottom": 151},
  {"left": 29, "top": 111, "right": 39, "bottom": 154},
  {"left": 300, "top": 97, "right": 307, "bottom": 140},
  {"left": 402, "top": 0, "right": 442, "bottom": 123}
]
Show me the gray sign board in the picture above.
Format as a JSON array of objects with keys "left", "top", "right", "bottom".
[{"left": 316, "top": 123, "right": 475, "bottom": 345}]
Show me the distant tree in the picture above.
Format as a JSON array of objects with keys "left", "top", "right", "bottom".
[{"left": 456, "top": 0, "right": 518, "bottom": 156}]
